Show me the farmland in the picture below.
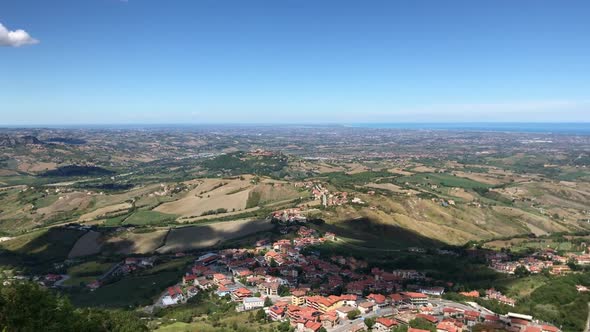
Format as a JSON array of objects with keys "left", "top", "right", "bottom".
[{"left": 157, "top": 219, "right": 275, "bottom": 253}]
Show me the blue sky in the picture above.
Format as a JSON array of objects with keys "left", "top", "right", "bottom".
[{"left": 1, "top": 0, "right": 589, "bottom": 124}]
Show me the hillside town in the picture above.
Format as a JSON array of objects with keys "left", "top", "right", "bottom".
[
  {"left": 150, "top": 225, "right": 562, "bottom": 332},
  {"left": 487, "top": 248, "right": 590, "bottom": 276}
]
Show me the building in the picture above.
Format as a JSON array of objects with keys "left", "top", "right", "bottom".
[
  {"left": 374, "top": 317, "right": 398, "bottom": 332},
  {"left": 231, "top": 287, "right": 253, "bottom": 301},
  {"left": 401, "top": 292, "right": 429, "bottom": 306},
  {"left": 335, "top": 306, "right": 356, "bottom": 319},
  {"left": 357, "top": 301, "right": 375, "bottom": 314},
  {"left": 242, "top": 297, "right": 264, "bottom": 310},
  {"left": 259, "top": 281, "right": 280, "bottom": 296},
  {"left": 269, "top": 305, "right": 285, "bottom": 321},
  {"left": 291, "top": 289, "right": 307, "bottom": 305},
  {"left": 419, "top": 287, "right": 445, "bottom": 296}
]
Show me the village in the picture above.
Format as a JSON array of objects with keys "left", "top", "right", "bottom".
[
  {"left": 487, "top": 247, "right": 590, "bottom": 277},
  {"left": 146, "top": 225, "right": 562, "bottom": 332}
]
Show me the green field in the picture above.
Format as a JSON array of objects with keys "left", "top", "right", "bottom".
[
  {"left": 123, "top": 210, "right": 177, "bottom": 225},
  {"left": 396, "top": 173, "right": 492, "bottom": 190},
  {"left": 68, "top": 261, "right": 113, "bottom": 277}
]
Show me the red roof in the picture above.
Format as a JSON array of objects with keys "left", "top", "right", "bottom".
[
  {"left": 270, "top": 306, "right": 285, "bottom": 315},
  {"left": 401, "top": 291, "right": 428, "bottom": 299},
  {"left": 408, "top": 328, "right": 431, "bottom": 332},
  {"left": 524, "top": 327, "right": 542, "bottom": 332},
  {"left": 416, "top": 314, "right": 439, "bottom": 323},
  {"left": 511, "top": 318, "right": 531, "bottom": 326},
  {"left": 367, "top": 293, "right": 387, "bottom": 304},
  {"left": 375, "top": 317, "right": 397, "bottom": 328},
  {"left": 304, "top": 321, "right": 322, "bottom": 332},
  {"left": 541, "top": 325, "right": 560, "bottom": 332}
]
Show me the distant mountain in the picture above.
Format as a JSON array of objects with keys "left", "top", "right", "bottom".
[{"left": 0, "top": 134, "right": 43, "bottom": 146}]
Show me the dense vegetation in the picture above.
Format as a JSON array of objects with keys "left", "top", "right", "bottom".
[
  {"left": 39, "top": 165, "right": 115, "bottom": 177},
  {"left": 201, "top": 152, "right": 288, "bottom": 177},
  {"left": 0, "top": 282, "right": 146, "bottom": 331}
]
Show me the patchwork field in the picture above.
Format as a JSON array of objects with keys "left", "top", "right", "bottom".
[
  {"left": 157, "top": 219, "right": 274, "bottom": 253},
  {"left": 155, "top": 178, "right": 254, "bottom": 217}
]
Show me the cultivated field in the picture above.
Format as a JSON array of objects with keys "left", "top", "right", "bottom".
[
  {"left": 78, "top": 202, "right": 132, "bottom": 222},
  {"left": 103, "top": 229, "right": 168, "bottom": 255},
  {"left": 68, "top": 230, "right": 102, "bottom": 258},
  {"left": 155, "top": 178, "right": 253, "bottom": 217},
  {"left": 157, "top": 219, "right": 274, "bottom": 253}
]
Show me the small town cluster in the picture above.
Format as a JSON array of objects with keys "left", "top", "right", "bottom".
[
  {"left": 295, "top": 181, "right": 364, "bottom": 207},
  {"left": 152, "top": 225, "right": 561, "bottom": 332},
  {"left": 487, "top": 247, "right": 590, "bottom": 276}
]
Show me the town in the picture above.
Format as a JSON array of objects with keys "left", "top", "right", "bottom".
[{"left": 140, "top": 225, "right": 562, "bottom": 332}]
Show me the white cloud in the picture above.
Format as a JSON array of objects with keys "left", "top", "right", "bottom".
[{"left": 0, "top": 23, "right": 39, "bottom": 47}]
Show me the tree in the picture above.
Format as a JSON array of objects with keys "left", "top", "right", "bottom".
[
  {"left": 278, "top": 285, "right": 290, "bottom": 296},
  {"left": 364, "top": 317, "right": 376, "bottom": 329},
  {"left": 347, "top": 309, "right": 361, "bottom": 320},
  {"left": 318, "top": 328, "right": 327, "bottom": 332},
  {"left": 0, "top": 282, "right": 147, "bottom": 332},
  {"left": 409, "top": 317, "right": 436, "bottom": 332},
  {"left": 514, "top": 265, "right": 530, "bottom": 277},
  {"left": 264, "top": 297, "right": 273, "bottom": 307},
  {"left": 270, "top": 258, "right": 278, "bottom": 268},
  {"left": 392, "top": 326, "right": 408, "bottom": 332},
  {"left": 255, "top": 308, "right": 266, "bottom": 321}
]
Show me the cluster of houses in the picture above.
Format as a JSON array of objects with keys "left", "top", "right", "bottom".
[
  {"left": 271, "top": 208, "right": 307, "bottom": 224},
  {"left": 487, "top": 250, "right": 573, "bottom": 275},
  {"left": 155, "top": 226, "right": 563, "bottom": 332},
  {"left": 459, "top": 289, "right": 516, "bottom": 307}
]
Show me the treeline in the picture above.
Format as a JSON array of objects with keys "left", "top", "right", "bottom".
[
  {"left": 39, "top": 165, "right": 115, "bottom": 177},
  {"left": 0, "top": 282, "right": 147, "bottom": 331}
]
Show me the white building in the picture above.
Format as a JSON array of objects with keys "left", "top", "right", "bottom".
[{"left": 243, "top": 297, "right": 265, "bottom": 311}]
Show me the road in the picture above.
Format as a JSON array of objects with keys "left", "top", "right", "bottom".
[{"left": 330, "top": 307, "right": 395, "bottom": 332}]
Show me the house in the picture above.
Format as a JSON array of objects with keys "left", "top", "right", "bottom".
[
  {"left": 231, "top": 287, "right": 253, "bottom": 301},
  {"left": 463, "top": 311, "right": 480, "bottom": 327},
  {"left": 437, "top": 320, "right": 463, "bottom": 332},
  {"left": 417, "top": 314, "right": 439, "bottom": 324},
  {"left": 357, "top": 301, "right": 375, "bottom": 314},
  {"left": 409, "top": 328, "right": 431, "bottom": 332},
  {"left": 340, "top": 294, "right": 358, "bottom": 306},
  {"left": 269, "top": 305, "right": 285, "bottom": 321},
  {"left": 196, "top": 252, "right": 219, "bottom": 265},
  {"left": 182, "top": 274, "right": 197, "bottom": 285},
  {"left": 259, "top": 281, "right": 280, "bottom": 296},
  {"left": 459, "top": 290, "right": 479, "bottom": 298},
  {"left": 242, "top": 297, "right": 264, "bottom": 310},
  {"left": 443, "top": 307, "right": 463, "bottom": 318},
  {"left": 320, "top": 311, "right": 339, "bottom": 328},
  {"left": 303, "top": 320, "right": 322, "bottom": 332},
  {"left": 390, "top": 293, "right": 404, "bottom": 305},
  {"left": 374, "top": 317, "right": 398, "bottom": 332},
  {"left": 306, "top": 295, "right": 344, "bottom": 313},
  {"left": 162, "top": 286, "right": 184, "bottom": 306},
  {"left": 335, "top": 306, "right": 356, "bottom": 319},
  {"left": 367, "top": 293, "right": 388, "bottom": 307}
]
